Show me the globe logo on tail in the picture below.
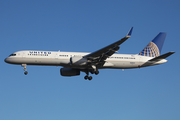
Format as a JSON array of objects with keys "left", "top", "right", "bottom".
[{"left": 139, "top": 42, "right": 160, "bottom": 57}]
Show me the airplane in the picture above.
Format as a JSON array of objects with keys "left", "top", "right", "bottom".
[{"left": 4, "top": 27, "right": 175, "bottom": 80}]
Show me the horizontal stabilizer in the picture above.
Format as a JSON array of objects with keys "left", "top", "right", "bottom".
[
  {"left": 149, "top": 51, "right": 175, "bottom": 62},
  {"left": 141, "top": 51, "right": 175, "bottom": 67}
]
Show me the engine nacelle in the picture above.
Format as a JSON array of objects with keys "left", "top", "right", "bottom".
[
  {"left": 60, "top": 68, "right": 80, "bottom": 76},
  {"left": 70, "top": 56, "right": 87, "bottom": 66}
]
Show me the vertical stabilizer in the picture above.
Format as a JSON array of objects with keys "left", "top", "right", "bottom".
[{"left": 138, "top": 33, "right": 166, "bottom": 57}]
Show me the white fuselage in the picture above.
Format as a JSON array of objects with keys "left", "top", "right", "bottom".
[{"left": 4, "top": 50, "right": 167, "bottom": 69}]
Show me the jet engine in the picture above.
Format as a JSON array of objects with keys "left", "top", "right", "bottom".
[
  {"left": 70, "top": 56, "right": 87, "bottom": 66},
  {"left": 60, "top": 68, "right": 80, "bottom": 76}
]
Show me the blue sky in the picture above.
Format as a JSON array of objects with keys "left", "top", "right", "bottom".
[{"left": 0, "top": 0, "right": 180, "bottom": 120}]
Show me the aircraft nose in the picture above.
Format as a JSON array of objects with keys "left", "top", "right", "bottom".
[{"left": 4, "top": 57, "right": 9, "bottom": 63}]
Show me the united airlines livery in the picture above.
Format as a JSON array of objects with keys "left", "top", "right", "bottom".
[{"left": 4, "top": 27, "right": 175, "bottom": 80}]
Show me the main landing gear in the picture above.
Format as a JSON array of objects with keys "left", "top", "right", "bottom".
[
  {"left": 84, "top": 70, "right": 93, "bottom": 80},
  {"left": 22, "top": 64, "right": 28, "bottom": 75},
  {"left": 84, "top": 67, "right": 99, "bottom": 80},
  {"left": 84, "top": 75, "right": 92, "bottom": 80}
]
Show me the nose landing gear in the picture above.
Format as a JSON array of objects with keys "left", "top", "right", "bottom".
[{"left": 22, "top": 64, "right": 28, "bottom": 75}]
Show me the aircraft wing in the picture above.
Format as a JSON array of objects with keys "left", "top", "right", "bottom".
[{"left": 84, "top": 27, "right": 133, "bottom": 66}]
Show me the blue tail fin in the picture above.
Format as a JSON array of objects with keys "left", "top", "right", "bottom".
[{"left": 138, "top": 33, "right": 167, "bottom": 57}]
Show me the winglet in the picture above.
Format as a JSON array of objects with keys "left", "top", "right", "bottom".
[{"left": 126, "top": 27, "right": 133, "bottom": 38}]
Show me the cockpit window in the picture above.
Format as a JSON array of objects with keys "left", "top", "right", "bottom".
[{"left": 9, "top": 54, "right": 16, "bottom": 56}]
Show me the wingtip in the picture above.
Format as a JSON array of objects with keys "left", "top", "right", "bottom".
[
  {"left": 170, "top": 51, "right": 175, "bottom": 54},
  {"left": 126, "top": 27, "right": 133, "bottom": 37}
]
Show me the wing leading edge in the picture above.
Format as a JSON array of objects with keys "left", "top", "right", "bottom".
[{"left": 84, "top": 27, "right": 133, "bottom": 61}]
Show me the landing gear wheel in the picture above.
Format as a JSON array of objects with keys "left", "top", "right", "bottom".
[
  {"left": 84, "top": 75, "right": 88, "bottom": 80},
  {"left": 88, "top": 76, "right": 92, "bottom": 80},
  {"left": 24, "top": 71, "right": 28, "bottom": 75},
  {"left": 90, "top": 71, "right": 94, "bottom": 74},
  {"left": 95, "top": 71, "right": 99, "bottom": 75}
]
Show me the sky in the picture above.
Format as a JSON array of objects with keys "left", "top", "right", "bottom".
[{"left": 0, "top": 0, "right": 180, "bottom": 120}]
